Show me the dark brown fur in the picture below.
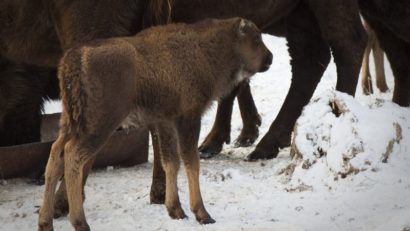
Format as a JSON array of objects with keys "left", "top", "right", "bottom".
[
  {"left": 166, "top": 0, "right": 367, "bottom": 161},
  {"left": 359, "top": 0, "right": 410, "bottom": 106},
  {"left": 38, "top": 18, "right": 272, "bottom": 230},
  {"left": 0, "top": 0, "right": 171, "bottom": 146},
  {"left": 1, "top": 0, "right": 367, "bottom": 216}
]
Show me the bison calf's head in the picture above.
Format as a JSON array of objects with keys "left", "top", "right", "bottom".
[{"left": 235, "top": 19, "right": 272, "bottom": 74}]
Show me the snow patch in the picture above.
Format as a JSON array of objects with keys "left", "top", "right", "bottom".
[{"left": 287, "top": 90, "right": 410, "bottom": 187}]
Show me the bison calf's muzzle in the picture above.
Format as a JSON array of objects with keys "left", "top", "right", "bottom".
[
  {"left": 38, "top": 17, "right": 270, "bottom": 230},
  {"left": 261, "top": 51, "right": 273, "bottom": 72}
]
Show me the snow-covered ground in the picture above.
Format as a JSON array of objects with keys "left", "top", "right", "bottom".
[{"left": 1, "top": 35, "right": 410, "bottom": 231}]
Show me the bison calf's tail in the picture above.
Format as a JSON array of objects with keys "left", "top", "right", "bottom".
[{"left": 58, "top": 49, "right": 88, "bottom": 136}]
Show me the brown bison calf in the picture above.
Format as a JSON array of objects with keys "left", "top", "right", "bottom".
[{"left": 38, "top": 17, "right": 272, "bottom": 231}]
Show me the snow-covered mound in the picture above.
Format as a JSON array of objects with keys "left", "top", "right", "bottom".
[{"left": 287, "top": 90, "right": 410, "bottom": 185}]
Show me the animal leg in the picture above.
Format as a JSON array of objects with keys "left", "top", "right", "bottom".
[
  {"left": 149, "top": 127, "right": 166, "bottom": 204},
  {"left": 373, "top": 38, "right": 388, "bottom": 92},
  {"left": 53, "top": 159, "right": 94, "bottom": 219},
  {"left": 53, "top": 177, "right": 69, "bottom": 218},
  {"left": 310, "top": 0, "right": 367, "bottom": 95},
  {"left": 64, "top": 136, "right": 102, "bottom": 231},
  {"left": 38, "top": 133, "right": 68, "bottom": 231},
  {"left": 156, "top": 124, "right": 186, "bottom": 220},
  {"left": 247, "top": 2, "right": 331, "bottom": 160},
  {"left": 177, "top": 117, "right": 214, "bottom": 224},
  {"left": 198, "top": 85, "right": 240, "bottom": 158},
  {"left": 361, "top": 32, "right": 374, "bottom": 95},
  {"left": 365, "top": 20, "right": 410, "bottom": 106},
  {"left": 234, "top": 81, "right": 262, "bottom": 147}
]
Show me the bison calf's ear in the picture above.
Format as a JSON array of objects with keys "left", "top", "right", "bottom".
[{"left": 238, "top": 19, "right": 247, "bottom": 37}]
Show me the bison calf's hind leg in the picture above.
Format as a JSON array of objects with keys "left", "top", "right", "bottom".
[
  {"left": 64, "top": 137, "right": 103, "bottom": 231},
  {"left": 38, "top": 133, "right": 68, "bottom": 231},
  {"left": 149, "top": 128, "right": 166, "bottom": 204},
  {"left": 178, "top": 117, "right": 215, "bottom": 224}
]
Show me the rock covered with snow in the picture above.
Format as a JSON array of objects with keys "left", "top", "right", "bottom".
[{"left": 288, "top": 90, "right": 410, "bottom": 184}]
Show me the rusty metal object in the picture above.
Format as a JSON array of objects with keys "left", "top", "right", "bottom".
[{"left": 0, "top": 113, "right": 149, "bottom": 179}]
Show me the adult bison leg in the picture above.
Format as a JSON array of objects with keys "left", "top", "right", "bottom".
[
  {"left": 198, "top": 84, "right": 240, "bottom": 158},
  {"left": 365, "top": 21, "right": 410, "bottom": 106},
  {"left": 234, "top": 81, "right": 262, "bottom": 147},
  {"left": 247, "top": 2, "right": 331, "bottom": 160},
  {"left": 198, "top": 81, "right": 260, "bottom": 158},
  {"left": 309, "top": 0, "right": 367, "bottom": 96},
  {"left": 373, "top": 38, "right": 388, "bottom": 93}
]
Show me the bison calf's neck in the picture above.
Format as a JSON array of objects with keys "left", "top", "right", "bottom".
[{"left": 38, "top": 17, "right": 271, "bottom": 230}]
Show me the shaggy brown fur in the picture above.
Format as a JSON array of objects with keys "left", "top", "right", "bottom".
[
  {"left": 1, "top": 0, "right": 366, "bottom": 216},
  {"left": 167, "top": 0, "right": 367, "bottom": 161},
  {"left": 0, "top": 0, "right": 366, "bottom": 158},
  {"left": 38, "top": 18, "right": 272, "bottom": 230},
  {"left": 0, "top": 0, "right": 171, "bottom": 146},
  {"left": 361, "top": 20, "right": 388, "bottom": 95}
]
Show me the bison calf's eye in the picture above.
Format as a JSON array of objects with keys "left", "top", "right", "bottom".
[{"left": 254, "top": 35, "right": 262, "bottom": 45}]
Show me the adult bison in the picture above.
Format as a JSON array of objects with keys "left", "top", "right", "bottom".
[
  {"left": 0, "top": 0, "right": 171, "bottom": 146},
  {"left": 0, "top": 0, "right": 366, "bottom": 159}
]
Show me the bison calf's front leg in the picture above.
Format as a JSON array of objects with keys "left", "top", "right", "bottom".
[
  {"left": 178, "top": 118, "right": 215, "bottom": 224},
  {"left": 157, "top": 124, "right": 187, "bottom": 219}
]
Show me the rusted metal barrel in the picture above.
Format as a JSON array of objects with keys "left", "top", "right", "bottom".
[{"left": 0, "top": 113, "right": 149, "bottom": 179}]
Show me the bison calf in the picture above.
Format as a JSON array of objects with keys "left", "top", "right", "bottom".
[{"left": 38, "top": 17, "right": 272, "bottom": 230}]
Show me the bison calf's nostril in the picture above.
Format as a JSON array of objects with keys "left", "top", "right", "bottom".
[{"left": 266, "top": 52, "right": 273, "bottom": 65}]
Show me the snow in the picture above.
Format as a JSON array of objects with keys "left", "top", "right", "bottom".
[{"left": 1, "top": 35, "right": 410, "bottom": 231}]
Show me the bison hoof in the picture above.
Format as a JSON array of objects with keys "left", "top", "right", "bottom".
[
  {"left": 197, "top": 217, "right": 216, "bottom": 225},
  {"left": 168, "top": 207, "right": 187, "bottom": 220},
  {"left": 150, "top": 183, "right": 165, "bottom": 204},
  {"left": 53, "top": 199, "right": 69, "bottom": 218},
  {"left": 53, "top": 207, "right": 68, "bottom": 219},
  {"left": 199, "top": 150, "right": 219, "bottom": 159},
  {"left": 38, "top": 222, "right": 53, "bottom": 231},
  {"left": 73, "top": 221, "right": 90, "bottom": 231},
  {"left": 234, "top": 129, "right": 259, "bottom": 148},
  {"left": 198, "top": 141, "right": 225, "bottom": 159},
  {"left": 245, "top": 148, "right": 278, "bottom": 161},
  {"left": 198, "top": 131, "right": 231, "bottom": 159}
]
